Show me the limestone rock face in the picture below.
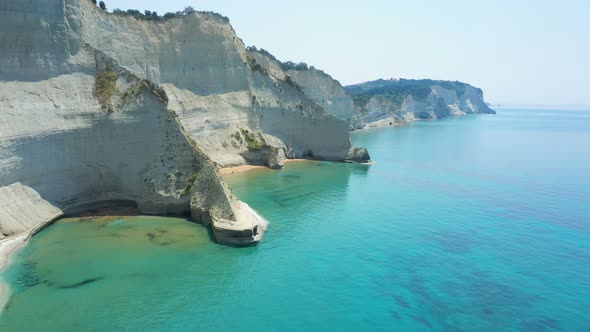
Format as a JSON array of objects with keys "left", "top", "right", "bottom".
[
  {"left": 0, "top": 45, "right": 249, "bottom": 242},
  {"left": 243, "top": 60, "right": 496, "bottom": 132},
  {"left": 286, "top": 68, "right": 358, "bottom": 127},
  {"left": 248, "top": 49, "right": 355, "bottom": 161},
  {"left": 0, "top": 0, "right": 367, "bottom": 245},
  {"left": 345, "top": 79, "right": 495, "bottom": 129}
]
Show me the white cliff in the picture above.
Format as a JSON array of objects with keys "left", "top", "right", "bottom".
[
  {"left": 250, "top": 57, "right": 495, "bottom": 131},
  {"left": 346, "top": 79, "right": 496, "bottom": 129},
  {"left": 0, "top": 0, "right": 367, "bottom": 246}
]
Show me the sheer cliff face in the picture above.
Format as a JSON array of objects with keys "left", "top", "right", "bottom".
[
  {"left": 248, "top": 51, "right": 352, "bottom": 160},
  {"left": 0, "top": 0, "right": 361, "bottom": 244},
  {"left": 72, "top": 0, "right": 352, "bottom": 166},
  {"left": 0, "top": 1, "right": 73, "bottom": 81},
  {"left": 0, "top": 0, "right": 360, "bottom": 244},
  {"left": 0, "top": 46, "right": 242, "bottom": 242},
  {"left": 274, "top": 65, "right": 496, "bottom": 130},
  {"left": 250, "top": 59, "right": 494, "bottom": 130},
  {"left": 285, "top": 69, "right": 357, "bottom": 126}
]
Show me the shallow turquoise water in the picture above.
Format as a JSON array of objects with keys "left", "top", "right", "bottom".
[{"left": 1, "top": 108, "right": 590, "bottom": 331}]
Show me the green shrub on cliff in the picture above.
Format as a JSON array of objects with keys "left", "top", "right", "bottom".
[
  {"left": 353, "top": 95, "right": 372, "bottom": 108},
  {"left": 282, "top": 61, "right": 309, "bottom": 71},
  {"left": 95, "top": 71, "right": 118, "bottom": 111},
  {"left": 246, "top": 56, "right": 263, "bottom": 72},
  {"left": 247, "top": 139, "right": 264, "bottom": 152},
  {"left": 240, "top": 129, "right": 266, "bottom": 152},
  {"left": 346, "top": 79, "right": 437, "bottom": 107}
]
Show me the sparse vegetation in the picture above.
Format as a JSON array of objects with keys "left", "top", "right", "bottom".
[
  {"left": 246, "top": 56, "right": 263, "bottom": 72},
  {"left": 281, "top": 61, "right": 309, "bottom": 71},
  {"left": 346, "top": 79, "right": 452, "bottom": 108},
  {"left": 247, "top": 139, "right": 264, "bottom": 152},
  {"left": 247, "top": 46, "right": 323, "bottom": 74},
  {"left": 232, "top": 129, "right": 268, "bottom": 152},
  {"left": 353, "top": 95, "right": 372, "bottom": 108},
  {"left": 109, "top": 5, "right": 229, "bottom": 23},
  {"left": 182, "top": 175, "right": 198, "bottom": 196},
  {"left": 99, "top": 1, "right": 106, "bottom": 10},
  {"left": 247, "top": 46, "right": 279, "bottom": 62},
  {"left": 95, "top": 71, "right": 118, "bottom": 111}
]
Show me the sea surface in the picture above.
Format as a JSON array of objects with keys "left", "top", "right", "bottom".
[{"left": 1, "top": 107, "right": 590, "bottom": 331}]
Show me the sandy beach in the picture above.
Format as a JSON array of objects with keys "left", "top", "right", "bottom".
[
  {"left": 218, "top": 164, "right": 267, "bottom": 175},
  {"left": 219, "top": 159, "right": 311, "bottom": 175}
]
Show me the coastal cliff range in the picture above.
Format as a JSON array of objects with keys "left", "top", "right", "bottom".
[
  {"left": 249, "top": 49, "right": 495, "bottom": 130},
  {"left": 0, "top": 0, "right": 369, "bottom": 246},
  {"left": 0, "top": 0, "right": 494, "bottom": 248}
]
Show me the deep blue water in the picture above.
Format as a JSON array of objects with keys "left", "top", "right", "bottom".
[{"left": 1, "top": 107, "right": 589, "bottom": 331}]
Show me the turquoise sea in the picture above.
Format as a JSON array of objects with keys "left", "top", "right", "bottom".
[{"left": 1, "top": 107, "right": 590, "bottom": 331}]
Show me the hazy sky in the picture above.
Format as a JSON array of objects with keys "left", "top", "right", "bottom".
[{"left": 104, "top": 0, "right": 589, "bottom": 105}]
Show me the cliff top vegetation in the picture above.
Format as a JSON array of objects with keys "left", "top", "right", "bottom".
[
  {"left": 87, "top": 1, "right": 229, "bottom": 23},
  {"left": 346, "top": 79, "right": 476, "bottom": 107}
]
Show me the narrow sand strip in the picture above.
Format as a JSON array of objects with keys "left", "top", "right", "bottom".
[
  {"left": 219, "top": 159, "right": 311, "bottom": 175},
  {"left": 219, "top": 164, "right": 267, "bottom": 175}
]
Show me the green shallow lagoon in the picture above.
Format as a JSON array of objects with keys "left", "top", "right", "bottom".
[{"left": 2, "top": 107, "right": 590, "bottom": 331}]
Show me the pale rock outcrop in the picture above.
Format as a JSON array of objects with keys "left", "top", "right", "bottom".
[{"left": 0, "top": 184, "right": 63, "bottom": 238}]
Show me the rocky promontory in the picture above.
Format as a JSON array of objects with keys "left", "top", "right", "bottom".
[{"left": 345, "top": 79, "right": 496, "bottom": 129}]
